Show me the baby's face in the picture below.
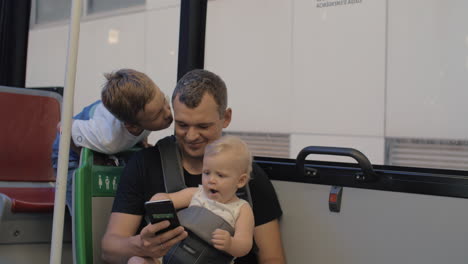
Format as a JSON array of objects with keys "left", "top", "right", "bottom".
[{"left": 201, "top": 152, "right": 247, "bottom": 204}]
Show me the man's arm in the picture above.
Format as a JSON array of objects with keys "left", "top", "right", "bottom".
[
  {"left": 254, "top": 219, "right": 286, "bottom": 264},
  {"left": 101, "top": 212, "right": 188, "bottom": 264},
  {"left": 72, "top": 104, "right": 145, "bottom": 154},
  {"left": 247, "top": 163, "right": 286, "bottom": 263}
]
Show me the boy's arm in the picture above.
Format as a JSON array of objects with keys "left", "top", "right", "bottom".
[
  {"left": 72, "top": 118, "right": 123, "bottom": 154},
  {"left": 72, "top": 104, "right": 143, "bottom": 154},
  {"left": 150, "top": 187, "right": 198, "bottom": 209},
  {"left": 212, "top": 203, "right": 254, "bottom": 257}
]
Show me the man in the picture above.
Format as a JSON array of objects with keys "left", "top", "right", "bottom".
[{"left": 101, "top": 69, "right": 286, "bottom": 264}]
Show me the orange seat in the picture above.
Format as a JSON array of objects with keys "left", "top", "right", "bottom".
[
  {"left": 0, "top": 86, "right": 61, "bottom": 213},
  {"left": 0, "top": 87, "right": 60, "bottom": 182}
]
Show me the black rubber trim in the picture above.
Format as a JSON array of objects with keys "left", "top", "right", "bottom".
[
  {"left": 255, "top": 156, "right": 468, "bottom": 199},
  {"left": 297, "top": 146, "right": 378, "bottom": 182},
  {"left": 177, "top": 0, "right": 207, "bottom": 81}
]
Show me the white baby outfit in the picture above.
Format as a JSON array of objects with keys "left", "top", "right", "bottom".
[{"left": 189, "top": 185, "right": 248, "bottom": 228}]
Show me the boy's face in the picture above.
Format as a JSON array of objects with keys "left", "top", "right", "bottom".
[
  {"left": 201, "top": 151, "right": 247, "bottom": 204},
  {"left": 136, "top": 88, "right": 173, "bottom": 131},
  {"left": 173, "top": 93, "right": 231, "bottom": 160}
]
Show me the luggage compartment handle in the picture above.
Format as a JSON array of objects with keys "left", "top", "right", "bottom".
[{"left": 296, "top": 146, "right": 378, "bottom": 182}]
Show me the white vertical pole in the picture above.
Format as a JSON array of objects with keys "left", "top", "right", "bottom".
[{"left": 50, "top": 0, "right": 82, "bottom": 263}]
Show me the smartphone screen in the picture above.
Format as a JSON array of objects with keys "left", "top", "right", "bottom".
[{"left": 144, "top": 199, "right": 180, "bottom": 236}]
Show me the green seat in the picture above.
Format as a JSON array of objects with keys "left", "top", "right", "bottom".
[{"left": 73, "top": 148, "right": 138, "bottom": 264}]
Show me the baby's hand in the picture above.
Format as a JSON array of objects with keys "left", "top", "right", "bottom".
[{"left": 211, "top": 228, "right": 232, "bottom": 252}]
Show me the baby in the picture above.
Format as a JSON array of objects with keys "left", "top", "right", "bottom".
[{"left": 129, "top": 135, "right": 254, "bottom": 264}]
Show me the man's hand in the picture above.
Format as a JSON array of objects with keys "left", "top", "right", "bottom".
[
  {"left": 102, "top": 213, "right": 188, "bottom": 264},
  {"left": 211, "top": 228, "right": 232, "bottom": 252},
  {"left": 139, "top": 220, "right": 188, "bottom": 258}
]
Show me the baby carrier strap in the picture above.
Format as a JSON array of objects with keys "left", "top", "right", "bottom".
[
  {"left": 157, "top": 136, "right": 187, "bottom": 192},
  {"left": 178, "top": 206, "right": 234, "bottom": 243},
  {"left": 162, "top": 206, "right": 235, "bottom": 264}
]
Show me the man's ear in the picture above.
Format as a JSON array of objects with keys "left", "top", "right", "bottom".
[
  {"left": 237, "top": 173, "right": 248, "bottom": 188},
  {"left": 222, "top": 108, "right": 232, "bottom": 128},
  {"left": 124, "top": 122, "right": 144, "bottom": 136}
]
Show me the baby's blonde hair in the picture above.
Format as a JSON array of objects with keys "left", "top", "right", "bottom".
[{"left": 204, "top": 135, "right": 253, "bottom": 178}]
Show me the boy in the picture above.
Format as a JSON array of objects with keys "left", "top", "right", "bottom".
[{"left": 52, "top": 68, "right": 173, "bottom": 210}]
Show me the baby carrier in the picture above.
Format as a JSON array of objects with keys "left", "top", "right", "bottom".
[{"left": 157, "top": 136, "right": 253, "bottom": 264}]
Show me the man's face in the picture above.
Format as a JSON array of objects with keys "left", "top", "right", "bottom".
[
  {"left": 136, "top": 87, "right": 173, "bottom": 131},
  {"left": 173, "top": 93, "right": 231, "bottom": 160}
]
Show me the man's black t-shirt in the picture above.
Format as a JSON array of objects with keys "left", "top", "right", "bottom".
[{"left": 112, "top": 145, "right": 283, "bottom": 263}]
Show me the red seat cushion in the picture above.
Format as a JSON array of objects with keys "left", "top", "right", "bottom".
[{"left": 0, "top": 187, "right": 55, "bottom": 213}]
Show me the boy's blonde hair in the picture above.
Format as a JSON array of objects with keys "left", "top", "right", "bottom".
[
  {"left": 204, "top": 135, "right": 253, "bottom": 178},
  {"left": 101, "top": 68, "right": 157, "bottom": 125}
]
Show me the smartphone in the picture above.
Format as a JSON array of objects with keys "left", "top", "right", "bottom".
[{"left": 144, "top": 199, "right": 180, "bottom": 236}]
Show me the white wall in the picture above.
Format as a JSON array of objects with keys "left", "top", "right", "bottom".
[
  {"left": 386, "top": 0, "right": 468, "bottom": 140},
  {"left": 26, "top": 25, "right": 69, "bottom": 88},
  {"left": 26, "top": 0, "right": 468, "bottom": 163},
  {"left": 26, "top": 1, "right": 180, "bottom": 144},
  {"left": 292, "top": 0, "right": 386, "bottom": 137},
  {"left": 205, "top": 0, "right": 293, "bottom": 134},
  {"left": 75, "top": 13, "right": 147, "bottom": 112},
  {"left": 27, "top": 12, "right": 147, "bottom": 114},
  {"left": 144, "top": 1, "right": 180, "bottom": 143},
  {"left": 205, "top": 0, "right": 386, "bottom": 163},
  {"left": 274, "top": 180, "right": 468, "bottom": 264},
  {"left": 291, "top": 0, "right": 386, "bottom": 162},
  {"left": 205, "top": 0, "right": 468, "bottom": 163}
]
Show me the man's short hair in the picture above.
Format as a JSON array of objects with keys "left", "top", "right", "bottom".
[
  {"left": 205, "top": 135, "right": 253, "bottom": 177},
  {"left": 101, "top": 69, "right": 156, "bottom": 125},
  {"left": 172, "top": 69, "right": 227, "bottom": 118}
]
